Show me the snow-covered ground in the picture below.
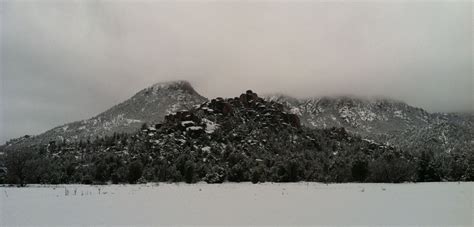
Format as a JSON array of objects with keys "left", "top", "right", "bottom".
[{"left": 1, "top": 182, "right": 472, "bottom": 226}]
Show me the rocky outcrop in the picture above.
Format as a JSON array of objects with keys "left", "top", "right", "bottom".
[{"left": 160, "top": 90, "right": 301, "bottom": 135}]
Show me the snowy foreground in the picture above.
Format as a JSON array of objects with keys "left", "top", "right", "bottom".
[{"left": 1, "top": 182, "right": 472, "bottom": 226}]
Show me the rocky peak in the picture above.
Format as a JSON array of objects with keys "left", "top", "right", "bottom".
[{"left": 145, "top": 80, "right": 200, "bottom": 96}]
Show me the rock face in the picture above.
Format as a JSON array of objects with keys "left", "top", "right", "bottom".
[
  {"left": 4, "top": 80, "right": 207, "bottom": 148},
  {"left": 160, "top": 90, "right": 301, "bottom": 135},
  {"left": 266, "top": 94, "right": 474, "bottom": 153}
]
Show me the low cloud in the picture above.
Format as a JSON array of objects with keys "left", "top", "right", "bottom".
[{"left": 1, "top": 0, "right": 472, "bottom": 143}]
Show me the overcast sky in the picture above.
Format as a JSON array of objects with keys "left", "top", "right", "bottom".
[{"left": 1, "top": 0, "right": 472, "bottom": 143}]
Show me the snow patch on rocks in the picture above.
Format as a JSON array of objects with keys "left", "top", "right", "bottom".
[{"left": 202, "top": 118, "right": 219, "bottom": 134}]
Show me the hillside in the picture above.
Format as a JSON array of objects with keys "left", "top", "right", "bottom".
[
  {"left": 3, "top": 81, "right": 207, "bottom": 148},
  {"left": 266, "top": 95, "right": 474, "bottom": 153}
]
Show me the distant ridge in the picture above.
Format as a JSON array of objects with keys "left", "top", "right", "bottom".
[{"left": 265, "top": 94, "right": 474, "bottom": 153}]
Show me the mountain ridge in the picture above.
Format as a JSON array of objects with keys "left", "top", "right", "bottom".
[
  {"left": 1, "top": 84, "right": 472, "bottom": 184},
  {"left": 265, "top": 94, "right": 473, "bottom": 153},
  {"left": 3, "top": 81, "right": 472, "bottom": 155}
]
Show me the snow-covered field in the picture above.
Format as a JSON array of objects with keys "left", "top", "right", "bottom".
[{"left": 1, "top": 182, "right": 472, "bottom": 226}]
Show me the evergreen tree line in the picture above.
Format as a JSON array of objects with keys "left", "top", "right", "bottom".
[{"left": 1, "top": 124, "right": 472, "bottom": 186}]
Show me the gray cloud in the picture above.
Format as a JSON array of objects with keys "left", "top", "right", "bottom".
[{"left": 1, "top": 0, "right": 472, "bottom": 143}]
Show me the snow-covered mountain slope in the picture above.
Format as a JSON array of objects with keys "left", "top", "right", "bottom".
[
  {"left": 395, "top": 113, "right": 474, "bottom": 153},
  {"left": 5, "top": 81, "right": 207, "bottom": 147},
  {"left": 4, "top": 82, "right": 472, "bottom": 154},
  {"left": 266, "top": 94, "right": 473, "bottom": 153}
]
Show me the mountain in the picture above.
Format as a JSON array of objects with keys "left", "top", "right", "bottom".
[
  {"left": 265, "top": 95, "right": 474, "bottom": 153},
  {"left": 3, "top": 81, "right": 472, "bottom": 155},
  {"left": 4, "top": 80, "right": 207, "bottom": 148},
  {"left": 3, "top": 90, "right": 419, "bottom": 185},
  {"left": 2, "top": 88, "right": 472, "bottom": 185}
]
